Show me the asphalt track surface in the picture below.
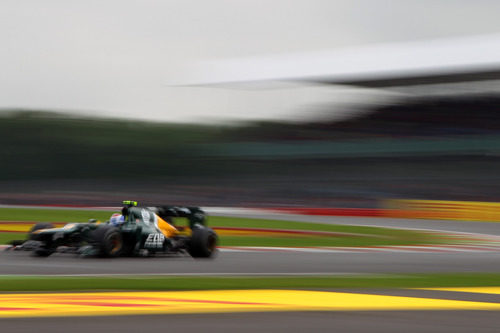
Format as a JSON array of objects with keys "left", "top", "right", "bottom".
[
  {"left": 2, "top": 311, "right": 500, "bottom": 333},
  {"left": 3, "top": 214, "right": 500, "bottom": 332},
  {"left": 3, "top": 246, "right": 500, "bottom": 275}
]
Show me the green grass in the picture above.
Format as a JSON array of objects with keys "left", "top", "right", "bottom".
[
  {"left": 210, "top": 216, "right": 392, "bottom": 234},
  {"left": 212, "top": 216, "right": 447, "bottom": 247},
  {"left": 218, "top": 234, "right": 439, "bottom": 247},
  {"left": 0, "top": 208, "right": 112, "bottom": 222},
  {"left": 1, "top": 273, "right": 500, "bottom": 292},
  {"left": 0, "top": 233, "right": 25, "bottom": 244},
  {"left": 0, "top": 208, "right": 449, "bottom": 247}
]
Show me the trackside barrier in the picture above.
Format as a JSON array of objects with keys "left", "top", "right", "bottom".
[
  {"left": 383, "top": 199, "right": 500, "bottom": 222},
  {"left": 273, "top": 200, "right": 500, "bottom": 222}
]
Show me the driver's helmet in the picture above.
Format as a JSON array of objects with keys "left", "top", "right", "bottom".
[{"left": 110, "top": 213, "right": 125, "bottom": 226}]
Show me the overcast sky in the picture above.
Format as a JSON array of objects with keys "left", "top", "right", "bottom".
[{"left": 2, "top": 0, "right": 500, "bottom": 123}]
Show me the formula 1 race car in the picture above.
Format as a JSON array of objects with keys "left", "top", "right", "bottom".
[{"left": 24, "top": 201, "right": 217, "bottom": 258}]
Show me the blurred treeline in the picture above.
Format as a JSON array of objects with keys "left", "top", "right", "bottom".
[
  {"left": 1, "top": 94, "right": 500, "bottom": 206},
  {"left": 1, "top": 111, "right": 223, "bottom": 179}
]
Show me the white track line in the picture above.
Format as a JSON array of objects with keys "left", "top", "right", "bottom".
[
  {"left": 218, "top": 245, "right": 500, "bottom": 253},
  {"left": 4, "top": 244, "right": 500, "bottom": 254}
]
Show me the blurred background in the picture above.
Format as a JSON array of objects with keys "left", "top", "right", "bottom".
[{"left": 1, "top": 0, "right": 500, "bottom": 208}]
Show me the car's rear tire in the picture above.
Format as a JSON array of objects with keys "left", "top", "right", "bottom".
[
  {"left": 188, "top": 227, "right": 217, "bottom": 258},
  {"left": 90, "top": 225, "right": 123, "bottom": 257}
]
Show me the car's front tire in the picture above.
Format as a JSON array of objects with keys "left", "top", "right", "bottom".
[
  {"left": 90, "top": 225, "right": 123, "bottom": 257},
  {"left": 33, "top": 247, "right": 55, "bottom": 257},
  {"left": 28, "top": 223, "right": 54, "bottom": 241},
  {"left": 29, "top": 223, "right": 56, "bottom": 257}
]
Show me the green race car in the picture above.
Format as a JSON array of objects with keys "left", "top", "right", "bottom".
[{"left": 26, "top": 201, "right": 217, "bottom": 258}]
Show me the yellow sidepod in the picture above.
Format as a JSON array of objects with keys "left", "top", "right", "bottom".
[{"left": 155, "top": 214, "right": 178, "bottom": 238}]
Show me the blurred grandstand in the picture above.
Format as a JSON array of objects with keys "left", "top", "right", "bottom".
[{"left": 1, "top": 91, "right": 499, "bottom": 208}]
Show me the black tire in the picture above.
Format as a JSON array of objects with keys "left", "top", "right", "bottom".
[
  {"left": 120, "top": 234, "right": 138, "bottom": 257},
  {"left": 29, "top": 223, "right": 56, "bottom": 257},
  {"left": 33, "top": 247, "right": 55, "bottom": 257},
  {"left": 28, "top": 223, "right": 54, "bottom": 240},
  {"left": 188, "top": 227, "right": 217, "bottom": 258},
  {"left": 90, "top": 225, "right": 123, "bottom": 257}
]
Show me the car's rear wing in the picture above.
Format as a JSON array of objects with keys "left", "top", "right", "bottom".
[
  {"left": 153, "top": 206, "right": 206, "bottom": 229},
  {"left": 121, "top": 201, "right": 207, "bottom": 229}
]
